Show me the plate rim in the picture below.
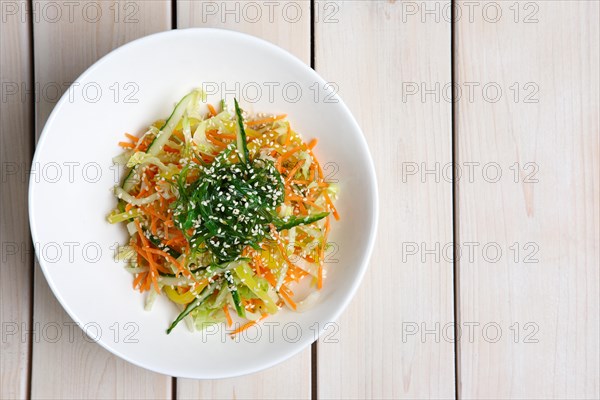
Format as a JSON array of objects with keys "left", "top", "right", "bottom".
[{"left": 28, "top": 27, "right": 379, "bottom": 379}]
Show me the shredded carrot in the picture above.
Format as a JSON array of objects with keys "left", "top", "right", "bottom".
[
  {"left": 118, "top": 141, "right": 135, "bottom": 149},
  {"left": 214, "top": 132, "right": 236, "bottom": 140},
  {"left": 230, "top": 315, "right": 267, "bottom": 336},
  {"left": 305, "top": 188, "right": 320, "bottom": 203},
  {"left": 287, "top": 194, "right": 322, "bottom": 210},
  {"left": 144, "top": 247, "right": 182, "bottom": 271},
  {"left": 317, "top": 247, "right": 324, "bottom": 289},
  {"left": 308, "top": 138, "right": 318, "bottom": 149},
  {"left": 279, "top": 283, "right": 294, "bottom": 298},
  {"left": 148, "top": 267, "right": 161, "bottom": 292},
  {"left": 223, "top": 305, "right": 233, "bottom": 327},
  {"left": 133, "top": 221, "right": 161, "bottom": 292},
  {"left": 252, "top": 253, "right": 263, "bottom": 275},
  {"left": 206, "top": 131, "right": 228, "bottom": 148},
  {"left": 296, "top": 200, "right": 308, "bottom": 215},
  {"left": 317, "top": 263, "right": 323, "bottom": 289},
  {"left": 323, "top": 191, "right": 340, "bottom": 220},
  {"left": 305, "top": 199, "right": 325, "bottom": 210},
  {"left": 140, "top": 254, "right": 162, "bottom": 289},
  {"left": 278, "top": 145, "right": 303, "bottom": 165},
  {"left": 141, "top": 205, "right": 167, "bottom": 221},
  {"left": 150, "top": 215, "right": 158, "bottom": 235},
  {"left": 133, "top": 272, "right": 146, "bottom": 289},
  {"left": 135, "top": 187, "right": 148, "bottom": 199},
  {"left": 133, "top": 244, "right": 172, "bottom": 275},
  {"left": 125, "top": 133, "right": 138, "bottom": 142},
  {"left": 145, "top": 245, "right": 198, "bottom": 284},
  {"left": 289, "top": 264, "right": 309, "bottom": 281},
  {"left": 142, "top": 275, "right": 152, "bottom": 292},
  {"left": 285, "top": 160, "right": 305, "bottom": 184},
  {"left": 317, "top": 234, "right": 329, "bottom": 289},
  {"left": 308, "top": 149, "right": 325, "bottom": 181},
  {"left": 135, "top": 220, "right": 149, "bottom": 247},
  {"left": 207, "top": 103, "right": 217, "bottom": 116},
  {"left": 279, "top": 289, "right": 297, "bottom": 310},
  {"left": 317, "top": 216, "right": 332, "bottom": 289},
  {"left": 246, "top": 114, "right": 286, "bottom": 127},
  {"left": 262, "top": 269, "right": 278, "bottom": 288},
  {"left": 172, "top": 129, "right": 184, "bottom": 141}
]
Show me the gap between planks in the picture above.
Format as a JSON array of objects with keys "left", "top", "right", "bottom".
[
  {"left": 309, "top": 1, "right": 318, "bottom": 399},
  {"left": 450, "top": 1, "right": 461, "bottom": 398},
  {"left": 27, "top": 0, "right": 36, "bottom": 396}
]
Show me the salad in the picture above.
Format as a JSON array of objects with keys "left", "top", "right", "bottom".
[{"left": 108, "top": 89, "right": 339, "bottom": 334}]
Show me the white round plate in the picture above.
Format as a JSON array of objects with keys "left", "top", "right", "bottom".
[{"left": 29, "top": 28, "right": 378, "bottom": 379}]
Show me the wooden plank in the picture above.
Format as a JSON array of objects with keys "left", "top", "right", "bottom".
[
  {"left": 177, "top": 355, "right": 311, "bottom": 400},
  {"left": 315, "top": 1, "right": 455, "bottom": 399},
  {"left": 30, "top": 2, "right": 172, "bottom": 398},
  {"left": 177, "top": 0, "right": 310, "bottom": 59},
  {"left": 0, "top": 1, "right": 33, "bottom": 398},
  {"left": 175, "top": 1, "right": 312, "bottom": 398},
  {"left": 456, "top": 1, "right": 599, "bottom": 398}
]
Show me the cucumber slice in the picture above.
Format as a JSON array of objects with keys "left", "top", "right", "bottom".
[
  {"left": 234, "top": 98, "right": 249, "bottom": 164},
  {"left": 122, "top": 90, "right": 198, "bottom": 192},
  {"left": 166, "top": 280, "right": 219, "bottom": 334}
]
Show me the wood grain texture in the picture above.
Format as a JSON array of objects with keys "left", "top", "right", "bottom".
[
  {"left": 177, "top": 0, "right": 310, "bottom": 60},
  {"left": 30, "top": 2, "right": 172, "bottom": 399},
  {"left": 6, "top": 0, "right": 597, "bottom": 397},
  {"left": 0, "top": 1, "right": 33, "bottom": 398},
  {"left": 177, "top": 354, "right": 311, "bottom": 400},
  {"left": 456, "top": 1, "right": 600, "bottom": 398},
  {"left": 315, "top": 2, "right": 455, "bottom": 399},
  {"left": 175, "top": 1, "right": 312, "bottom": 398}
]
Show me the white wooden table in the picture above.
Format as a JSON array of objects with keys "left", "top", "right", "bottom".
[{"left": 1, "top": 1, "right": 598, "bottom": 399}]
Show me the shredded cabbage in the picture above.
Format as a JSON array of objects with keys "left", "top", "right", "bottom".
[{"left": 108, "top": 90, "right": 339, "bottom": 335}]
